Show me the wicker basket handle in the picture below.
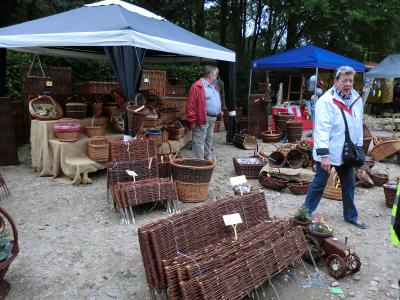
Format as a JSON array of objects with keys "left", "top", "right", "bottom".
[
  {"left": 91, "top": 115, "right": 101, "bottom": 127},
  {"left": 0, "top": 207, "right": 19, "bottom": 256},
  {"left": 57, "top": 118, "right": 79, "bottom": 124},
  {"left": 89, "top": 136, "right": 108, "bottom": 143}
]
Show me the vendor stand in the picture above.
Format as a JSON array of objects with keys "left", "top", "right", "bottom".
[{"left": 250, "top": 45, "right": 365, "bottom": 132}]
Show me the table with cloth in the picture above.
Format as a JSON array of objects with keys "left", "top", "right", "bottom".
[
  {"left": 270, "top": 106, "right": 313, "bottom": 131},
  {"left": 31, "top": 118, "right": 191, "bottom": 184}
]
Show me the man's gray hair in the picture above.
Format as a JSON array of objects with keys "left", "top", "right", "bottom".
[
  {"left": 203, "top": 65, "right": 217, "bottom": 76},
  {"left": 335, "top": 65, "right": 356, "bottom": 80}
]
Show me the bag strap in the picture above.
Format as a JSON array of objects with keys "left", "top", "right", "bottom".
[{"left": 339, "top": 108, "right": 351, "bottom": 142}]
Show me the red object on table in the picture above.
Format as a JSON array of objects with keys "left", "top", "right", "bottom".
[{"left": 270, "top": 106, "right": 313, "bottom": 131}]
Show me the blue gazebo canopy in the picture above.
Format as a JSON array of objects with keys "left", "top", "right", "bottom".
[{"left": 251, "top": 45, "right": 364, "bottom": 72}]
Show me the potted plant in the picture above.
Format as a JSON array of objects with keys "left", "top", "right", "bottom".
[{"left": 293, "top": 206, "right": 311, "bottom": 227}]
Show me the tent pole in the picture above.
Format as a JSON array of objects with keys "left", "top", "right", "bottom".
[
  {"left": 314, "top": 67, "right": 319, "bottom": 97},
  {"left": 248, "top": 68, "right": 253, "bottom": 97}
]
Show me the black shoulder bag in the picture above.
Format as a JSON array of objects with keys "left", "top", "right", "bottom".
[{"left": 339, "top": 108, "right": 365, "bottom": 167}]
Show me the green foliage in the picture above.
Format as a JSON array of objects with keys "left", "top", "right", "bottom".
[
  {"left": 143, "top": 63, "right": 203, "bottom": 91},
  {"left": 295, "top": 206, "right": 311, "bottom": 221}
]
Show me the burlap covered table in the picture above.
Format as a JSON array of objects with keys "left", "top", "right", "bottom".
[{"left": 31, "top": 119, "right": 192, "bottom": 184}]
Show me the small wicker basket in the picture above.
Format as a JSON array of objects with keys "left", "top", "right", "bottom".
[
  {"left": 370, "top": 171, "right": 389, "bottom": 186},
  {"left": 87, "top": 136, "right": 109, "bottom": 162},
  {"left": 54, "top": 119, "right": 81, "bottom": 142},
  {"left": 86, "top": 116, "right": 106, "bottom": 138},
  {"left": 383, "top": 184, "right": 397, "bottom": 208},
  {"left": 287, "top": 181, "right": 311, "bottom": 195}
]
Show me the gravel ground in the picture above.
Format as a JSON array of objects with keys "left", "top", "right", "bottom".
[{"left": 0, "top": 126, "right": 399, "bottom": 300}]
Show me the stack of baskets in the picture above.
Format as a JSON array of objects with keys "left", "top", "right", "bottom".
[
  {"left": 286, "top": 120, "right": 303, "bottom": 143},
  {"left": 170, "top": 157, "right": 216, "bottom": 202},
  {"left": 87, "top": 136, "right": 109, "bottom": 162},
  {"left": 274, "top": 112, "right": 290, "bottom": 134},
  {"left": 53, "top": 119, "right": 81, "bottom": 142}
]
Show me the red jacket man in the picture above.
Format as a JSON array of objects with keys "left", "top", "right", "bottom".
[{"left": 186, "top": 66, "right": 221, "bottom": 159}]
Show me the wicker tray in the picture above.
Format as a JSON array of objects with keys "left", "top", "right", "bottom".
[
  {"left": 29, "top": 95, "right": 63, "bottom": 120},
  {"left": 233, "top": 157, "right": 265, "bottom": 179}
]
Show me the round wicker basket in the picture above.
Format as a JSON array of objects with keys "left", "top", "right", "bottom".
[
  {"left": 176, "top": 181, "right": 209, "bottom": 203},
  {"left": 87, "top": 136, "right": 109, "bottom": 162},
  {"left": 86, "top": 116, "right": 106, "bottom": 138}
]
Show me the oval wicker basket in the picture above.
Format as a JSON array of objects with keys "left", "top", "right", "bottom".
[
  {"left": 259, "top": 173, "right": 289, "bottom": 190},
  {"left": 54, "top": 119, "right": 81, "bottom": 142},
  {"left": 29, "top": 95, "right": 63, "bottom": 120},
  {"left": 0, "top": 207, "right": 19, "bottom": 282},
  {"left": 369, "top": 139, "right": 400, "bottom": 161},
  {"left": 87, "top": 136, "right": 109, "bottom": 162},
  {"left": 370, "top": 172, "right": 389, "bottom": 187},
  {"left": 287, "top": 181, "right": 311, "bottom": 195},
  {"left": 383, "top": 184, "right": 397, "bottom": 208},
  {"left": 261, "top": 130, "right": 282, "bottom": 143},
  {"left": 86, "top": 116, "right": 106, "bottom": 138}
]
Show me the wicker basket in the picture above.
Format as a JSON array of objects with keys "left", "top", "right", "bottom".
[
  {"left": 143, "top": 106, "right": 161, "bottom": 129},
  {"left": 232, "top": 131, "right": 257, "bottom": 150},
  {"left": 261, "top": 130, "right": 282, "bottom": 143},
  {"left": 86, "top": 116, "right": 106, "bottom": 138},
  {"left": 233, "top": 157, "right": 265, "bottom": 179},
  {"left": 308, "top": 223, "right": 333, "bottom": 245},
  {"left": 369, "top": 139, "right": 400, "bottom": 161},
  {"left": 383, "top": 184, "right": 397, "bottom": 208},
  {"left": 0, "top": 207, "right": 19, "bottom": 284},
  {"left": 287, "top": 120, "right": 303, "bottom": 143},
  {"left": 90, "top": 102, "right": 103, "bottom": 117},
  {"left": 286, "top": 149, "right": 304, "bottom": 169},
  {"left": 146, "top": 129, "right": 163, "bottom": 148},
  {"left": 87, "top": 136, "right": 109, "bottom": 162},
  {"left": 29, "top": 95, "right": 63, "bottom": 120},
  {"left": 322, "top": 186, "right": 342, "bottom": 201},
  {"left": 126, "top": 103, "right": 150, "bottom": 137},
  {"left": 158, "top": 143, "right": 181, "bottom": 178},
  {"left": 165, "top": 121, "right": 185, "bottom": 141},
  {"left": 171, "top": 158, "right": 216, "bottom": 183},
  {"left": 54, "top": 119, "right": 81, "bottom": 142},
  {"left": 66, "top": 96, "right": 87, "bottom": 119},
  {"left": 175, "top": 181, "right": 209, "bottom": 203},
  {"left": 268, "top": 151, "right": 286, "bottom": 168},
  {"left": 74, "top": 81, "right": 119, "bottom": 94},
  {"left": 287, "top": 181, "right": 311, "bottom": 195},
  {"left": 370, "top": 171, "right": 389, "bottom": 186},
  {"left": 259, "top": 173, "right": 289, "bottom": 190},
  {"left": 162, "top": 96, "right": 187, "bottom": 115}
]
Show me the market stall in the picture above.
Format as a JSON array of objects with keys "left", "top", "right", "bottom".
[
  {"left": 0, "top": 0, "right": 236, "bottom": 183},
  {"left": 250, "top": 45, "right": 365, "bottom": 133}
]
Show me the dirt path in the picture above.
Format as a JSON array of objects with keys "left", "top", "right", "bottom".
[{"left": 0, "top": 130, "right": 399, "bottom": 299}]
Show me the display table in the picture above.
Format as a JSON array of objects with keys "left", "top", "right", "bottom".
[
  {"left": 31, "top": 118, "right": 192, "bottom": 184},
  {"left": 270, "top": 106, "right": 313, "bottom": 131}
]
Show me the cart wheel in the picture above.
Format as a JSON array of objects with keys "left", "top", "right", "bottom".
[
  {"left": 326, "top": 254, "right": 347, "bottom": 279},
  {"left": 348, "top": 253, "right": 361, "bottom": 274},
  {"left": 302, "top": 235, "right": 323, "bottom": 264}
]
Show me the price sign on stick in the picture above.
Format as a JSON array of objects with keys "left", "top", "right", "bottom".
[
  {"left": 223, "top": 213, "right": 242, "bottom": 240},
  {"left": 126, "top": 170, "right": 138, "bottom": 182}
]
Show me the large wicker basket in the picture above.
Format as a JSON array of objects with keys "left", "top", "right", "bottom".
[
  {"left": 175, "top": 181, "right": 209, "bottom": 203},
  {"left": 171, "top": 158, "right": 216, "bottom": 183},
  {"left": 86, "top": 116, "right": 106, "bottom": 138},
  {"left": 29, "top": 95, "right": 63, "bottom": 120},
  {"left": 87, "top": 136, "right": 109, "bottom": 162},
  {"left": 54, "top": 119, "right": 81, "bottom": 142}
]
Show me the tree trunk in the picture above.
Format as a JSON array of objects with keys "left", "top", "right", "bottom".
[
  {"left": 251, "top": 0, "right": 263, "bottom": 59},
  {"left": 220, "top": 0, "right": 228, "bottom": 46},
  {"left": 195, "top": 0, "right": 205, "bottom": 36},
  {"left": 286, "top": 11, "right": 298, "bottom": 50}
]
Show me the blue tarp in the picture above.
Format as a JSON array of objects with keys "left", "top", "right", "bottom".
[{"left": 251, "top": 45, "right": 364, "bottom": 72}]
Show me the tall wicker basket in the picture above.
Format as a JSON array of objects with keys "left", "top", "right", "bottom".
[
  {"left": 126, "top": 104, "right": 150, "bottom": 137},
  {"left": 87, "top": 136, "right": 109, "bottom": 162}
]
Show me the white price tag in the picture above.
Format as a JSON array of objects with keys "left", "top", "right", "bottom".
[
  {"left": 143, "top": 78, "right": 150, "bottom": 83},
  {"left": 223, "top": 213, "right": 242, "bottom": 226},
  {"left": 126, "top": 170, "right": 138, "bottom": 177},
  {"left": 46, "top": 80, "right": 53, "bottom": 87},
  {"left": 229, "top": 175, "right": 247, "bottom": 186}
]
